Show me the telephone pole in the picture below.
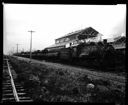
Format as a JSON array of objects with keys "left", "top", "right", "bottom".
[
  {"left": 28, "top": 30, "right": 35, "bottom": 61},
  {"left": 16, "top": 44, "right": 20, "bottom": 54}
]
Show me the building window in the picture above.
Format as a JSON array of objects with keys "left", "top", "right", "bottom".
[
  {"left": 70, "top": 35, "right": 76, "bottom": 40},
  {"left": 60, "top": 38, "right": 64, "bottom": 43},
  {"left": 65, "top": 38, "right": 69, "bottom": 41},
  {"left": 56, "top": 40, "right": 60, "bottom": 44},
  {"left": 73, "top": 41, "right": 77, "bottom": 44}
]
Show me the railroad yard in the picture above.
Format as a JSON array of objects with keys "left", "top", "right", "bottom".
[
  {"left": 2, "top": 55, "right": 126, "bottom": 104},
  {"left": 2, "top": 27, "right": 126, "bottom": 104},
  {"left": 3, "top": 4, "right": 126, "bottom": 104}
]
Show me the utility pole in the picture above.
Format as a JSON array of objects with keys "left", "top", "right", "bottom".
[
  {"left": 16, "top": 44, "right": 20, "bottom": 54},
  {"left": 28, "top": 30, "right": 35, "bottom": 61}
]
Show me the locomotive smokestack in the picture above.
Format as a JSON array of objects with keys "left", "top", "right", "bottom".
[{"left": 103, "top": 39, "right": 107, "bottom": 45}]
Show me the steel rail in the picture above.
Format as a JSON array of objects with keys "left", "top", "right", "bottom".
[{"left": 6, "top": 59, "right": 20, "bottom": 102}]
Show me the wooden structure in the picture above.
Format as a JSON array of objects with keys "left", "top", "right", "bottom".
[{"left": 46, "top": 27, "right": 103, "bottom": 50}]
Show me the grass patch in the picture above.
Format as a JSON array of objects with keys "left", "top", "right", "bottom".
[{"left": 9, "top": 56, "right": 125, "bottom": 103}]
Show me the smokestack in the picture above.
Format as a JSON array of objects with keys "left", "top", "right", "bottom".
[{"left": 103, "top": 39, "right": 107, "bottom": 45}]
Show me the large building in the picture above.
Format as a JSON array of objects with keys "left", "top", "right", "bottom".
[{"left": 46, "top": 27, "right": 103, "bottom": 50}]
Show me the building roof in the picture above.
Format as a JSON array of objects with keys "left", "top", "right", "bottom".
[
  {"left": 113, "top": 43, "right": 125, "bottom": 49},
  {"left": 56, "top": 29, "right": 85, "bottom": 40},
  {"left": 114, "top": 36, "right": 126, "bottom": 44},
  {"left": 56, "top": 27, "right": 99, "bottom": 40},
  {"left": 113, "top": 36, "right": 126, "bottom": 49}
]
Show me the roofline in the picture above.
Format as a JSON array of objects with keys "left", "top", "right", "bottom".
[
  {"left": 55, "top": 27, "right": 101, "bottom": 41},
  {"left": 55, "top": 27, "right": 91, "bottom": 40}
]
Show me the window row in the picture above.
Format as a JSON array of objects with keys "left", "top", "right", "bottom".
[
  {"left": 56, "top": 37, "right": 70, "bottom": 44},
  {"left": 55, "top": 35, "right": 78, "bottom": 44}
]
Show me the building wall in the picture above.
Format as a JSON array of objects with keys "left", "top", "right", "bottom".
[
  {"left": 55, "top": 27, "right": 103, "bottom": 48},
  {"left": 55, "top": 34, "right": 78, "bottom": 44},
  {"left": 86, "top": 33, "right": 103, "bottom": 43},
  {"left": 55, "top": 33, "right": 103, "bottom": 48}
]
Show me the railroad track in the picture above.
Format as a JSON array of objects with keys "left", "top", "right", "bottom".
[{"left": 1, "top": 56, "right": 33, "bottom": 102}]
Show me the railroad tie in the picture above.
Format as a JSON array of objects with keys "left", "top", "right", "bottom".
[{"left": 2, "top": 58, "right": 33, "bottom": 102}]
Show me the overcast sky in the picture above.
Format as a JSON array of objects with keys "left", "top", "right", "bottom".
[{"left": 4, "top": 4, "right": 126, "bottom": 54}]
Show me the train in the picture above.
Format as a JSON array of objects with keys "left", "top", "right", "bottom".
[
  {"left": 15, "top": 38, "right": 125, "bottom": 71},
  {"left": 44, "top": 40, "right": 116, "bottom": 69}
]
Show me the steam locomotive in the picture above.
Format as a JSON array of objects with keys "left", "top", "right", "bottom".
[{"left": 17, "top": 40, "right": 118, "bottom": 70}]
